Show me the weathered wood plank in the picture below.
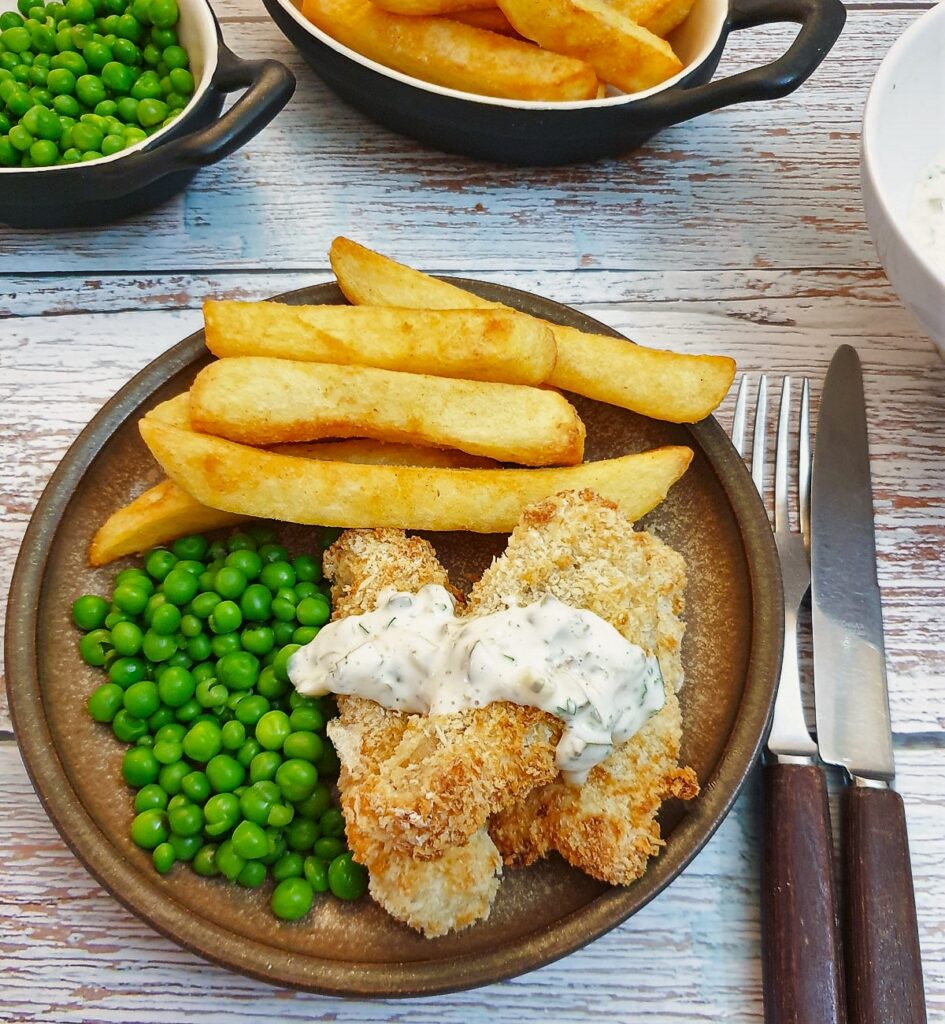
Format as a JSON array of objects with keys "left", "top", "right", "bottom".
[
  {"left": 0, "top": 740, "right": 941, "bottom": 1023},
  {"left": 0, "top": 10, "right": 922, "bottom": 274}
]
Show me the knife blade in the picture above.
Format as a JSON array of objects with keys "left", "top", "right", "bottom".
[{"left": 811, "top": 345, "right": 926, "bottom": 1024}]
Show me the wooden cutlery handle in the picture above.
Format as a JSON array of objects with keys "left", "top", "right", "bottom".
[
  {"left": 762, "top": 762, "right": 846, "bottom": 1024},
  {"left": 842, "top": 786, "right": 927, "bottom": 1024}
]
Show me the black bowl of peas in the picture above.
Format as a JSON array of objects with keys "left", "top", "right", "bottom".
[{"left": 0, "top": 0, "right": 295, "bottom": 227}]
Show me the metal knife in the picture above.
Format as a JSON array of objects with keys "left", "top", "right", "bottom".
[{"left": 811, "top": 344, "right": 927, "bottom": 1024}]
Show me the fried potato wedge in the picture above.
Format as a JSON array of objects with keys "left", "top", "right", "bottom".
[
  {"left": 300, "top": 0, "right": 598, "bottom": 100},
  {"left": 90, "top": 435, "right": 497, "bottom": 565},
  {"left": 613, "top": 0, "right": 698, "bottom": 37},
  {"left": 447, "top": 8, "right": 517, "bottom": 34},
  {"left": 329, "top": 237, "right": 736, "bottom": 423},
  {"left": 497, "top": 0, "right": 682, "bottom": 93},
  {"left": 189, "top": 357, "right": 585, "bottom": 466},
  {"left": 139, "top": 419, "right": 693, "bottom": 533},
  {"left": 372, "top": 0, "right": 495, "bottom": 12},
  {"left": 203, "top": 302, "right": 556, "bottom": 385}
]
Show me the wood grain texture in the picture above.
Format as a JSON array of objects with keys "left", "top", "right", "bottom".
[
  {"left": 843, "top": 787, "right": 927, "bottom": 1024},
  {"left": 2, "top": 0, "right": 944, "bottom": 1017},
  {"left": 761, "top": 763, "right": 845, "bottom": 1024}
]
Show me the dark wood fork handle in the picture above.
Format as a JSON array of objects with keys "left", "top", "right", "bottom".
[
  {"left": 762, "top": 762, "right": 846, "bottom": 1024},
  {"left": 843, "top": 786, "right": 927, "bottom": 1024}
]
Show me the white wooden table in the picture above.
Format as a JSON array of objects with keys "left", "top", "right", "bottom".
[{"left": 2, "top": 1, "right": 944, "bottom": 1020}]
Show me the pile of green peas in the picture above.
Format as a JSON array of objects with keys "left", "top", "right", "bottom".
[
  {"left": 73, "top": 524, "right": 368, "bottom": 919},
  {"left": 0, "top": 0, "right": 195, "bottom": 168}
]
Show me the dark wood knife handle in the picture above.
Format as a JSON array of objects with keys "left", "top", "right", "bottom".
[
  {"left": 762, "top": 762, "right": 846, "bottom": 1024},
  {"left": 843, "top": 786, "right": 926, "bottom": 1024}
]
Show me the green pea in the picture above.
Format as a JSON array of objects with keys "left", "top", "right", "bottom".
[
  {"left": 110, "top": 620, "right": 143, "bottom": 656},
  {"left": 238, "top": 780, "right": 277, "bottom": 826},
  {"left": 179, "top": 613, "right": 201, "bottom": 639},
  {"left": 312, "top": 835, "right": 345, "bottom": 861},
  {"left": 192, "top": 844, "right": 218, "bottom": 877},
  {"left": 328, "top": 852, "right": 367, "bottom": 901},
  {"left": 147, "top": 706, "right": 175, "bottom": 733},
  {"left": 214, "top": 651, "right": 257, "bottom": 693},
  {"left": 195, "top": 677, "right": 227, "bottom": 709},
  {"left": 52, "top": 92, "right": 78, "bottom": 116},
  {"left": 135, "top": 94, "right": 165, "bottom": 126},
  {"left": 319, "top": 807, "right": 346, "bottom": 838},
  {"left": 267, "top": 803, "right": 294, "bottom": 828},
  {"left": 144, "top": 548, "right": 177, "bottom": 581},
  {"left": 271, "top": 876, "right": 313, "bottom": 921},
  {"left": 238, "top": 583, "right": 271, "bottom": 623},
  {"left": 239, "top": 625, "right": 273, "bottom": 657},
  {"left": 111, "top": 581, "right": 148, "bottom": 615},
  {"left": 0, "top": 137, "right": 17, "bottom": 166},
  {"left": 213, "top": 566, "right": 247, "bottom": 600},
  {"left": 283, "top": 731, "right": 323, "bottom": 764},
  {"left": 122, "top": 679, "right": 159, "bottom": 719},
  {"left": 237, "top": 860, "right": 267, "bottom": 888},
  {"left": 271, "top": 644, "right": 300, "bottom": 685},
  {"left": 119, "top": 747, "right": 158, "bottom": 789},
  {"left": 206, "top": 753, "right": 245, "bottom": 793},
  {"left": 108, "top": 656, "right": 147, "bottom": 688},
  {"left": 295, "top": 785, "right": 331, "bottom": 823},
  {"left": 256, "top": 665, "right": 289, "bottom": 700},
  {"left": 130, "top": 808, "right": 168, "bottom": 850},
  {"left": 134, "top": 783, "right": 168, "bottom": 813},
  {"left": 222, "top": 547, "right": 261, "bottom": 580},
  {"left": 184, "top": 635, "right": 211, "bottom": 663},
  {"left": 116, "top": 12, "right": 142, "bottom": 40},
  {"left": 229, "top": 819, "right": 267, "bottom": 860},
  {"left": 112, "top": 708, "right": 147, "bottom": 743},
  {"left": 289, "top": 705, "right": 324, "bottom": 733},
  {"left": 168, "top": 801, "right": 203, "bottom": 837},
  {"left": 141, "top": 629, "right": 176, "bottom": 662},
  {"left": 65, "top": 0, "right": 94, "bottom": 22},
  {"left": 72, "top": 593, "right": 108, "bottom": 630},
  {"left": 296, "top": 596, "right": 330, "bottom": 627},
  {"left": 152, "top": 841, "right": 175, "bottom": 874},
  {"left": 157, "top": 759, "right": 189, "bottom": 795},
  {"left": 99, "top": 57, "right": 133, "bottom": 92},
  {"left": 150, "top": 601, "right": 181, "bottom": 635},
  {"left": 275, "top": 758, "right": 317, "bottom": 803},
  {"left": 73, "top": 70, "right": 103, "bottom": 105},
  {"left": 270, "top": 620, "right": 293, "bottom": 648},
  {"left": 82, "top": 38, "right": 110, "bottom": 70},
  {"left": 293, "top": 582, "right": 318, "bottom": 602},
  {"left": 303, "top": 855, "right": 329, "bottom": 893},
  {"left": 272, "top": 851, "right": 303, "bottom": 881},
  {"left": 237, "top": 738, "right": 262, "bottom": 769},
  {"left": 173, "top": 697, "right": 201, "bottom": 724},
  {"left": 162, "top": 566, "right": 200, "bottom": 605},
  {"left": 149, "top": 25, "right": 175, "bottom": 48},
  {"left": 182, "top": 719, "right": 222, "bottom": 763},
  {"left": 253, "top": 709, "right": 289, "bottom": 752},
  {"left": 87, "top": 681, "right": 124, "bottom": 723},
  {"left": 214, "top": 839, "right": 244, "bottom": 881},
  {"left": 284, "top": 816, "right": 319, "bottom": 853},
  {"left": 201, "top": 792, "right": 238, "bottom": 837},
  {"left": 249, "top": 750, "right": 281, "bottom": 783},
  {"left": 209, "top": 600, "right": 241, "bottom": 635},
  {"left": 260, "top": 560, "right": 296, "bottom": 592},
  {"left": 111, "top": 35, "right": 138, "bottom": 64},
  {"left": 0, "top": 12, "right": 24, "bottom": 31},
  {"left": 1, "top": 26, "right": 31, "bottom": 52},
  {"left": 148, "top": 0, "right": 177, "bottom": 29},
  {"left": 5, "top": 87, "right": 32, "bottom": 117},
  {"left": 190, "top": 591, "right": 221, "bottom": 619},
  {"left": 152, "top": 739, "right": 183, "bottom": 766},
  {"left": 211, "top": 633, "right": 241, "bottom": 658},
  {"left": 178, "top": 771, "right": 208, "bottom": 805},
  {"left": 169, "top": 832, "right": 202, "bottom": 861},
  {"left": 154, "top": 666, "right": 193, "bottom": 708},
  {"left": 255, "top": 543, "right": 285, "bottom": 566},
  {"left": 78, "top": 627, "right": 111, "bottom": 666}
]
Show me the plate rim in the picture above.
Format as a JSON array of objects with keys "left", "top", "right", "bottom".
[{"left": 5, "top": 279, "right": 783, "bottom": 997}]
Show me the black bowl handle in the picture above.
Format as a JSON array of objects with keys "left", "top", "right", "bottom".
[
  {"left": 152, "top": 44, "right": 296, "bottom": 172},
  {"left": 70, "top": 44, "right": 294, "bottom": 199},
  {"left": 651, "top": 0, "right": 845, "bottom": 121}
]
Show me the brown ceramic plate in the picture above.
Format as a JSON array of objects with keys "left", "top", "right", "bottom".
[{"left": 6, "top": 281, "right": 782, "bottom": 997}]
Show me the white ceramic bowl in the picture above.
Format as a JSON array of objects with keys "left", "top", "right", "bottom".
[{"left": 862, "top": 2, "right": 945, "bottom": 355}]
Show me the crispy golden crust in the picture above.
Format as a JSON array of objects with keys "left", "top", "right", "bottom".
[
  {"left": 323, "top": 529, "right": 502, "bottom": 937},
  {"left": 477, "top": 489, "right": 698, "bottom": 885}
]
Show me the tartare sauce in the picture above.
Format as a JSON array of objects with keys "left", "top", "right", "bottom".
[
  {"left": 908, "top": 156, "right": 945, "bottom": 271},
  {"left": 287, "top": 584, "right": 665, "bottom": 785}
]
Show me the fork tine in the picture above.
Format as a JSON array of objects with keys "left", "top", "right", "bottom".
[
  {"left": 775, "top": 377, "right": 792, "bottom": 532},
  {"left": 798, "top": 377, "right": 811, "bottom": 544},
  {"left": 731, "top": 375, "right": 748, "bottom": 456},
  {"left": 751, "top": 374, "right": 768, "bottom": 493}
]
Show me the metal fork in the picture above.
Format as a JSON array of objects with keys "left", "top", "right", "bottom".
[{"left": 732, "top": 375, "right": 846, "bottom": 1024}]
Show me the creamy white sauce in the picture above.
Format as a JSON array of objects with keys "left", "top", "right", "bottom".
[
  {"left": 287, "top": 584, "right": 665, "bottom": 785},
  {"left": 908, "top": 156, "right": 945, "bottom": 271}
]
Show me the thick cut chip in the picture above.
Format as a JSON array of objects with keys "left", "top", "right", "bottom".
[
  {"left": 447, "top": 8, "right": 517, "bottom": 33},
  {"left": 139, "top": 418, "right": 692, "bottom": 533},
  {"left": 607, "top": 0, "right": 698, "bottom": 36},
  {"left": 329, "top": 237, "right": 735, "bottom": 423},
  {"left": 497, "top": 0, "right": 682, "bottom": 93},
  {"left": 372, "top": 0, "right": 495, "bottom": 12},
  {"left": 300, "top": 0, "right": 598, "bottom": 100},
  {"left": 203, "top": 302, "right": 556, "bottom": 385},
  {"left": 189, "top": 357, "right": 585, "bottom": 466},
  {"left": 90, "top": 429, "right": 496, "bottom": 565}
]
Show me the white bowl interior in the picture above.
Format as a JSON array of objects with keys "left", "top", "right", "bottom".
[
  {"left": 0, "top": 0, "right": 218, "bottom": 172},
  {"left": 275, "top": 0, "right": 728, "bottom": 109},
  {"left": 864, "top": 4, "right": 945, "bottom": 226}
]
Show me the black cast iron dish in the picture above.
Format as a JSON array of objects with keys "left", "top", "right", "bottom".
[
  {"left": 6, "top": 280, "right": 783, "bottom": 996},
  {"left": 0, "top": 0, "right": 295, "bottom": 228},
  {"left": 263, "top": 0, "right": 844, "bottom": 165}
]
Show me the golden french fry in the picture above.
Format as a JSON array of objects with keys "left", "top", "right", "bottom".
[
  {"left": 497, "top": 0, "right": 682, "bottom": 93},
  {"left": 145, "top": 393, "right": 192, "bottom": 427},
  {"left": 329, "top": 237, "right": 736, "bottom": 423},
  {"left": 203, "top": 302, "right": 556, "bottom": 385},
  {"left": 372, "top": 0, "right": 495, "bottom": 12},
  {"left": 602, "top": 0, "right": 696, "bottom": 36},
  {"left": 300, "top": 0, "right": 598, "bottom": 101},
  {"left": 189, "top": 357, "right": 585, "bottom": 467},
  {"left": 90, "top": 435, "right": 498, "bottom": 565},
  {"left": 139, "top": 418, "right": 693, "bottom": 534},
  {"left": 447, "top": 8, "right": 517, "bottom": 33}
]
